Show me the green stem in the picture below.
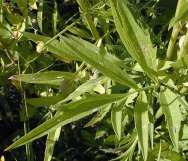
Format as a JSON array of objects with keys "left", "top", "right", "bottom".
[
  {"left": 166, "top": 0, "right": 185, "bottom": 60},
  {"left": 76, "top": 0, "right": 100, "bottom": 41},
  {"left": 45, "top": 2, "right": 102, "bottom": 45},
  {"left": 166, "top": 24, "right": 180, "bottom": 60}
]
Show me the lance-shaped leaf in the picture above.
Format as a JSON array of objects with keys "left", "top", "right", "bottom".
[
  {"left": 5, "top": 93, "right": 130, "bottom": 151},
  {"left": 134, "top": 91, "right": 149, "bottom": 161},
  {"left": 23, "top": 32, "right": 81, "bottom": 62},
  {"left": 44, "top": 127, "right": 61, "bottom": 161},
  {"left": 9, "top": 71, "right": 74, "bottom": 85},
  {"left": 111, "top": 100, "right": 125, "bottom": 141},
  {"left": 109, "top": 0, "right": 158, "bottom": 83},
  {"left": 61, "top": 36, "right": 138, "bottom": 89},
  {"left": 160, "top": 88, "right": 183, "bottom": 151}
]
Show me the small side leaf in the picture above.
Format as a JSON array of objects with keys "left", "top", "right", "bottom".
[{"left": 134, "top": 91, "right": 149, "bottom": 161}]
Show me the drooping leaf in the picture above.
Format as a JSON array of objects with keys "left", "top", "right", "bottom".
[
  {"left": 44, "top": 127, "right": 61, "bottom": 161},
  {"left": 9, "top": 71, "right": 74, "bottom": 85},
  {"left": 109, "top": 0, "right": 158, "bottom": 83},
  {"left": 61, "top": 36, "right": 138, "bottom": 89},
  {"left": 111, "top": 100, "right": 125, "bottom": 140},
  {"left": 160, "top": 88, "right": 183, "bottom": 151},
  {"left": 134, "top": 91, "right": 149, "bottom": 161},
  {"left": 5, "top": 93, "right": 130, "bottom": 151}
]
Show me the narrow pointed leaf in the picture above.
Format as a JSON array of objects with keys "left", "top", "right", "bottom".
[
  {"left": 23, "top": 32, "right": 80, "bottom": 62},
  {"left": 9, "top": 71, "right": 74, "bottom": 85},
  {"left": 5, "top": 93, "right": 130, "bottom": 151},
  {"left": 44, "top": 127, "right": 61, "bottom": 161},
  {"left": 111, "top": 101, "right": 125, "bottom": 140},
  {"left": 160, "top": 88, "right": 183, "bottom": 151},
  {"left": 109, "top": 0, "right": 158, "bottom": 83},
  {"left": 62, "top": 76, "right": 110, "bottom": 103},
  {"left": 26, "top": 95, "right": 65, "bottom": 107},
  {"left": 134, "top": 91, "right": 149, "bottom": 161},
  {"left": 61, "top": 36, "right": 138, "bottom": 89}
]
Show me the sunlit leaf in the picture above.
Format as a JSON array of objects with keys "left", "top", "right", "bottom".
[
  {"left": 23, "top": 32, "right": 80, "bottom": 62},
  {"left": 160, "top": 88, "right": 183, "bottom": 151},
  {"left": 5, "top": 93, "right": 130, "bottom": 150},
  {"left": 37, "top": 1, "right": 43, "bottom": 32},
  {"left": 61, "top": 36, "right": 138, "bottom": 89},
  {"left": 44, "top": 126, "right": 61, "bottom": 161},
  {"left": 109, "top": 0, "right": 158, "bottom": 83},
  {"left": 170, "top": 55, "right": 188, "bottom": 69},
  {"left": 9, "top": 71, "right": 74, "bottom": 85},
  {"left": 111, "top": 100, "right": 125, "bottom": 140},
  {"left": 26, "top": 95, "right": 65, "bottom": 107},
  {"left": 134, "top": 91, "right": 149, "bottom": 161}
]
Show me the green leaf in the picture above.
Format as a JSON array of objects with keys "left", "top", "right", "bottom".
[
  {"left": 26, "top": 95, "right": 65, "bottom": 107},
  {"left": 23, "top": 32, "right": 80, "bottom": 62},
  {"left": 170, "top": 55, "right": 188, "bottom": 69},
  {"left": 109, "top": 0, "right": 158, "bottom": 83},
  {"left": 112, "top": 137, "right": 138, "bottom": 160},
  {"left": 67, "top": 26, "right": 92, "bottom": 39},
  {"left": 160, "top": 88, "right": 183, "bottom": 151},
  {"left": 5, "top": 93, "right": 130, "bottom": 151},
  {"left": 111, "top": 101, "right": 125, "bottom": 141},
  {"left": 169, "top": 0, "right": 188, "bottom": 29},
  {"left": 15, "top": 0, "right": 27, "bottom": 16},
  {"left": 160, "top": 151, "right": 186, "bottom": 161},
  {"left": 134, "top": 91, "right": 149, "bottom": 161},
  {"left": 147, "top": 142, "right": 170, "bottom": 161},
  {"left": 66, "top": 34, "right": 130, "bottom": 71},
  {"left": 37, "top": 1, "right": 43, "bottom": 32},
  {"left": 62, "top": 76, "right": 110, "bottom": 103},
  {"left": 84, "top": 104, "right": 111, "bottom": 127},
  {"left": 61, "top": 36, "right": 138, "bottom": 89},
  {"left": 44, "top": 127, "right": 61, "bottom": 161},
  {"left": 9, "top": 71, "right": 74, "bottom": 85}
]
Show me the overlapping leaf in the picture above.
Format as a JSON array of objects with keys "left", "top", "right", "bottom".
[
  {"left": 109, "top": 0, "right": 158, "bottom": 83},
  {"left": 61, "top": 36, "right": 138, "bottom": 89},
  {"left": 134, "top": 91, "right": 149, "bottom": 161},
  {"left": 23, "top": 32, "right": 81, "bottom": 62},
  {"left": 9, "top": 71, "right": 74, "bottom": 85},
  {"left": 160, "top": 88, "right": 183, "bottom": 151},
  {"left": 5, "top": 93, "right": 130, "bottom": 151}
]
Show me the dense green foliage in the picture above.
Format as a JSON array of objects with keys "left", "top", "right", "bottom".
[{"left": 0, "top": 0, "right": 188, "bottom": 160}]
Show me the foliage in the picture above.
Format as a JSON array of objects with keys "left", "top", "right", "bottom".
[{"left": 0, "top": 0, "right": 188, "bottom": 160}]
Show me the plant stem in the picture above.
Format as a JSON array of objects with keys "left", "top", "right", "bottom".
[
  {"left": 76, "top": 0, "right": 101, "bottom": 41},
  {"left": 166, "top": 0, "right": 185, "bottom": 60},
  {"left": 166, "top": 24, "right": 180, "bottom": 60},
  {"left": 45, "top": 2, "right": 102, "bottom": 45}
]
